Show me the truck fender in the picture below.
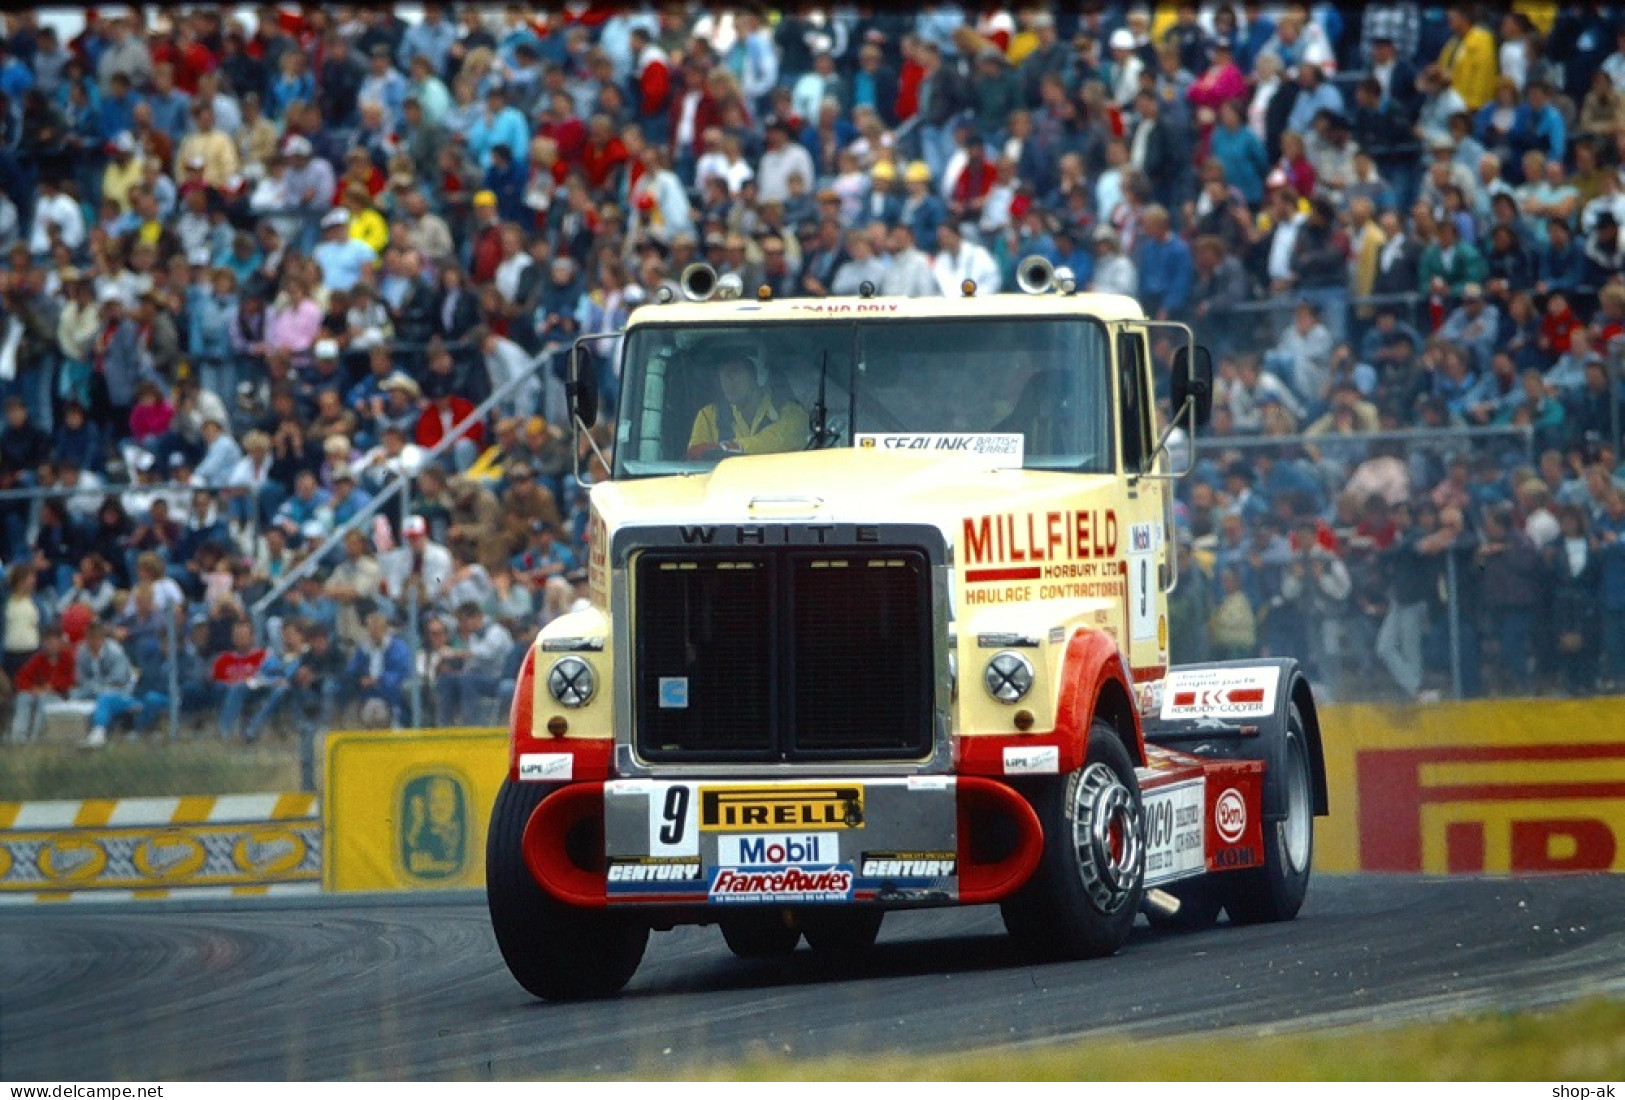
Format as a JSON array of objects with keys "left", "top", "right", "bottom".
[
  {"left": 1140, "top": 658, "right": 1328, "bottom": 822},
  {"left": 1055, "top": 629, "right": 1144, "bottom": 768}
]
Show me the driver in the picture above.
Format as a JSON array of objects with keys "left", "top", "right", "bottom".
[{"left": 686, "top": 344, "right": 809, "bottom": 458}]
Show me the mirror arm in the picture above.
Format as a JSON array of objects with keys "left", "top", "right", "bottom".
[{"left": 1134, "top": 396, "right": 1195, "bottom": 482}]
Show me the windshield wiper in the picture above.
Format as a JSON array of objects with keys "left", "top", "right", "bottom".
[{"left": 807, "top": 349, "right": 834, "bottom": 449}]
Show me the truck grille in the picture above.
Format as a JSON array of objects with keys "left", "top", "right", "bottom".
[{"left": 634, "top": 549, "right": 935, "bottom": 762}]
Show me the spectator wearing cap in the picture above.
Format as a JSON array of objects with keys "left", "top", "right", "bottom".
[
  {"left": 1583, "top": 210, "right": 1625, "bottom": 288},
  {"left": 897, "top": 160, "right": 946, "bottom": 250},
  {"left": 101, "top": 130, "right": 145, "bottom": 214},
  {"left": 312, "top": 209, "right": 378, "bottom": 294},
  {"left": 381, "top": 514, "right": 453, "bottom": 612},
  {"left": 1089, "top": 225, "right": 1139, "bottom": 297},
  {"left": 1439, "top": 283, "right": 1502, "bottom": 373}
]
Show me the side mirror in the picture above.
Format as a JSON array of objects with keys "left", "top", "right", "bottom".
[
  {"left": 567, "top": 342, "right": 599, "bottom": 429},
  {"left": 1171, "top": 344, "right": 1213, "bottom": 430}
]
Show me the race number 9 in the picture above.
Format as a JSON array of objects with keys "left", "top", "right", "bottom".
[{"left": 648, "top": 782, "right": 698, "bottom": 857}]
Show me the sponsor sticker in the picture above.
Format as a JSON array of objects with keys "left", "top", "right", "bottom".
[
  {"left": 1003, "top": 745, "right": 1060, "bottom": 775},
  {"left": 716, "top": 833, "right": 839, "bottom": 867},
  {"left": 859, "top": 851, "right": 957, "bottom": 879},
  {"left": 1160, "top": 666, "right": 1278, "bottom": 721},
  {"left": 658, "top": 677, "right": 689, "bottom": 709},
  {"left": 854, "top": 432, "right": 1025, "bottom": 467},
  {"left": 1214, "top": 788, "right": 1248, "bottom": 844},
  {"left": 607, "top": 858, "right": 703, "bottom": 885},
  {"left": 1142, "top": 779, "right": 1206, "bottom": 886},
  {"left": 708, "top": 865, "right": 855, "bottom": 904},
  {"left": 517, "top": 752, "right": 574, "bottom": 782},
  {"left": 700, "top": 785, "right": 865, "bottom": 832}
]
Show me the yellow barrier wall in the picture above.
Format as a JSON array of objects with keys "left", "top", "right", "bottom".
[
  {"left": 1315, "top": 699, "right": 1625, "bottom": 874},
  {"left": 322, "top": 697, "right": 1625, "bottom": 894},
  {"left": 0, "top": 793, "right": 320, "bottom": 902},
  {"left": 323, "top": 727, "right": 506, "bottom": 892}
]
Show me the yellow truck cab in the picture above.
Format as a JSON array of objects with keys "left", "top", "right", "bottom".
[{"left": 487, "top": 263, "right": 1328, "bottom": 1001}]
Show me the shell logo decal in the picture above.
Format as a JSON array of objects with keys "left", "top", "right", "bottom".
[
  {"left": 38, "top": 837, "right": 109, "bottom": 882},
  {"left": 132, "top": 832, "right": 209, "bottom": 880}
]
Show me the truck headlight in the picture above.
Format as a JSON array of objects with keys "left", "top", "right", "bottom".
[
  {"left": 546, "top": 656, "right": 596, "bottom": 707},
  {"left": 983, "top": 652, "right": 1034, "bottom": 704}
]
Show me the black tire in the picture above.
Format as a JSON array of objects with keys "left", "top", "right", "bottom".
[
  {"left": 485, "top": 778, "right": 649, "bottom": 1000},
  {"left": 1001, "top": 720, "right": 1145, "bottom": 960},
  {"left": 798, "top": 909, "right": 884, "bottom": 954},
  {"left": 719, "top": 911, "right": 802, "bottom": 957},
  {"left": 1224, "top": 703, "right": 1315, "bottom": 925},
  {"left": 1145, "top": 877, "right": 1224, "bottom": 932}
]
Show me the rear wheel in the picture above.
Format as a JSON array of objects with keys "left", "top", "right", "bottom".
[
  {"left": 720, "top": 912, "right": 802, "bottom": 957},
  {"left": 1002, "top": 720, "right": 1145, "bottom": 960},
  {"left": 1225, "top": 703, "right": 1314, "bottom": 924},
  {"left": 799, "top": 909, "right": 884, "bottom": 954},
  {"left": 486, "top": 779, "right": 649, "bottom": 1000}
]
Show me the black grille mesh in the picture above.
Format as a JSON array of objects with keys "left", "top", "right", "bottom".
[{"left": 634, "top": 549, "right": 933, "bottom": 762}]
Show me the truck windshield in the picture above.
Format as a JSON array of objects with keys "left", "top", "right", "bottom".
[{"left": 613, "top": 317, "right": 1113, "bottom": 478}]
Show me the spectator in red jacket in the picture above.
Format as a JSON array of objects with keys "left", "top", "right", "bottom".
[
  {"left": 468, "top": 190, "right": 505, "bottom": 284},
  {"left": 629, "top": 26, "right": 672, "bottom": 144},
  {"left": 8, "top": 626, "right": 75, "bottom": 744},
  {"left": 580, "top": 114, "right": 629, "bottom": 193},
  {"left": 416, "top": 374, "right": 484, "bottom": 471},
  {"left": 214, "top": 619, "right": 268, "bottom": 740}
]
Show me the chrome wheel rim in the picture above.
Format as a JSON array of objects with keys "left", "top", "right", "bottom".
[{"left": 1073, "top": 763, "right": 1143, "bottom": 912}]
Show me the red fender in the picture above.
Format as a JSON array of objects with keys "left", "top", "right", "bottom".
[
  {"left": 508, "top": 646, "right": 614, "bottom": 782},
  {"left": 956, "top": 628, "right": 1142, "bottom": 775}
]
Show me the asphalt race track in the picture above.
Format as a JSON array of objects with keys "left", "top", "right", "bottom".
[{"left": 3, "top": 875, "right": 1623, "bottom": 1080}]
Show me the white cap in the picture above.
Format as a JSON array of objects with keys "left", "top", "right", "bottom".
[
  {"left": 1110, "top": 29, "right": 1135, "bottom": 50},
  {"left": 403, "top": 515, "right": 428, "bottom": 537},
  {"left": 314, "top": 339, "right": 339, "bottom": 359},
  {"left": 111, "top": 131, "right": 136, "bottom": 153},
  {"left": 97, "top": 285, "right": 126, "bottom": 305},
  {"left": 187, "top": 247, "right": 212, "bottom": 266},
  {"left": 284, "top": 135, "right": 313, "bottom": 157},
  {"left": 321, "top": 208, "right": 350, "bottom": 229}
]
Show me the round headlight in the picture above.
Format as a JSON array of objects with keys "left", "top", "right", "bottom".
[
  {"left": 983, "top": 651, "right": 1034, "bottom": 704},
  {"left": 547, "top": 656, "right": 596, "bottom": 707}
]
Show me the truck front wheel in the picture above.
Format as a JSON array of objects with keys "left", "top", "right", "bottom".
[
  {"left": 1001, "top": 720, "right": 1145, "bottom": 960},
  {"left": 486, "top": 778, "right": 649, "bottom": 1000}
]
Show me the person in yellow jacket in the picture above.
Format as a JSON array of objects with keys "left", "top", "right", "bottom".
[
  {"left": 1439, "top": 10, "right": 1499, "bottom": 111},
  {"left": 172, "top": 101, "right": 240, "bottom": 189},
  {"left": 686, "top": 346, "right": 808, "bottom": 459},
  {"left": 100, "top": 131, "right": 144, "bottom": 214},
  {"left": 343, "top": 185, "right": 390, "bottom": 254}
]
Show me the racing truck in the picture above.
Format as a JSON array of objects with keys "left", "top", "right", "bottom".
[{"left": 487, "top": 258, "right": 1329, "bottom": 1000}]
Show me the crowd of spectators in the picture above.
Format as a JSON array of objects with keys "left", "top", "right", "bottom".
[{"left": 4, "top": 3, "right": 1625, "bottom": 763}]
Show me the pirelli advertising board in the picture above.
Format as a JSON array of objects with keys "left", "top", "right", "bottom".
[
  {"left": 1315, "top": 698, "right": 1625, "bottom": 875},
  {"left": 324, "top": 727, "right": 508, "bottom": 892}
]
